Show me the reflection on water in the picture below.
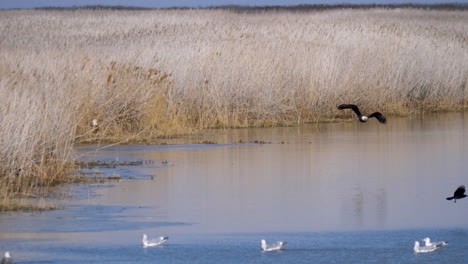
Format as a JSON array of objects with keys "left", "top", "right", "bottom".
[
  {"left": 108, "top": 111, "right": 466, "bottom": 234},
  {"left": 0, "top": 112, "right": 467, "bottom": 263}
]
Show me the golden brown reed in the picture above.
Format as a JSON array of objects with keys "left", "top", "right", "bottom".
[{"left": 0, "top": 8, "right": 467, "bottom": 208}]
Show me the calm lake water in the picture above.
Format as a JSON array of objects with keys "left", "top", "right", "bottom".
[{"left": 1, "top": 112, "right": 467, "bottom": 263}]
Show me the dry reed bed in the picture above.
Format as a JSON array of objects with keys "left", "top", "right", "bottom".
[{"left": 0, "top": 8, "right": 467, "bottom": 208}]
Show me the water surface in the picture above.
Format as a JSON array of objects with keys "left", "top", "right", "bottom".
[{"left": 1, "top": 112, "right": 467, "bottom": 263}]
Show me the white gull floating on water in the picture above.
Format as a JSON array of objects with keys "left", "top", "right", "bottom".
[
  {"left": 261, "top": 239, "right": 287, "bottom": 251},
  {"left": 421, "top": 237, "right": 448, "bottom": 247},
  {"left": 414, "top": 241, "right": 438, "bottom": 253},
  {"left": 142, "top": 234, "right": 169, "bottom": 248}
]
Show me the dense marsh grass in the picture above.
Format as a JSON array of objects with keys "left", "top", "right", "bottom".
[{"left": 0, "top": 8, "right": 467, "bottom": 208}]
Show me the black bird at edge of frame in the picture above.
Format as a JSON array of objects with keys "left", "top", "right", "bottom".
[
  {"left": 337, "top": 104, "right": 387, "bottom": 124},
  {"left": 446, "top": 185, "right": 467, "bottom": 203}
]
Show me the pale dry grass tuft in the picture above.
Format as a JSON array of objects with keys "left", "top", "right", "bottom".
[{"left": 0, "top": 8, "right": 466, "bottom": 207}]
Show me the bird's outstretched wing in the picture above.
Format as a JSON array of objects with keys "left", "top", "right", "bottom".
[
  {"left": 433, "top": 241, "right": 448, "bottom": 247},
  {"left": 149, "top": 236, "right": 168, "bottom": 244},
  {"left": 272, "top": 241, "right": 286, "bottom": 248},
  {"left": 338, "top": 104, "right": 362, "bottom": 118},
  {"left": 267, "top": 241, "right": 286, "bottom": 251},
  {"left": 454, "top": 185, "right": 466, "bottom": 196},
  {"left": 368, "top": 112, "right": 387, "bottom": 124}
]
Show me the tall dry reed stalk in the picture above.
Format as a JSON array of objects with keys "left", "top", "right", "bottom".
[{"left": 0, "top": 8, "right": 466, "bottom": 207}]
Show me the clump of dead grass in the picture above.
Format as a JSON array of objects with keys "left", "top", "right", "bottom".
[{"left": 0, "top": 58, "right": 173, "bottom": 210}]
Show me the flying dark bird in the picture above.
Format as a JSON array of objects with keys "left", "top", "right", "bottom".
[
  {"left": 446, "top": 185, "right": 466, "bottom": 203},
  {"left": 338, "top": 104, "right": 387, "bottom": 124}
]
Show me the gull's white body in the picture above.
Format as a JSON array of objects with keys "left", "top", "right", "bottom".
[
  {"left": 261, "top": 239, "right": 286, "bottom": 251},
  {"left": 142, "top": 234, "right": 168, "bottom": 248},
  {"left": 421, "top": 238, "right": 448, "bottom": 247},
  {"left": 414, "top": 241, "right": 437, "bottom": 253}
]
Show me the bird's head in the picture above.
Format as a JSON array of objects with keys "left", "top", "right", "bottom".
[
  {"left": 361, "top": 116, "right": 368, "bottom": 121},
  {"left": 4, "top": 252, "right": 11, "bottom": 258},
  {"left": 261, "top": 240, "right": 267, "bottom": 249},
  {"left": 142, "top": 234, "right": 148, "bottom": 242}
]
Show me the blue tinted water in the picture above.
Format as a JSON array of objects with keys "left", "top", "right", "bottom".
[{"left": 2, "top": 229, "right": 467, "bottom": 263}]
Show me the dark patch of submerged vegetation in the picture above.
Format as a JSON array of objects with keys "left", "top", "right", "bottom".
[
  {"left": 252, "top": 140, "right": 271, "bottom": 144},
  {"left": 198, "top": 140, "right": 217, "bottom": 144},
  {"left": 0, "top": 201, "right": 57, "bottom": 212},
  {"left": 75, "top": 160, "right": 158, "bottom": 169},
  {"left": 237, "top": 139, "right": 271, "bottom": 144}
]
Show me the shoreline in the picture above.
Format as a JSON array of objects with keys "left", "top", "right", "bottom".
[{"left": 1, "top": 7, "right": 466, "bottom": 210}]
